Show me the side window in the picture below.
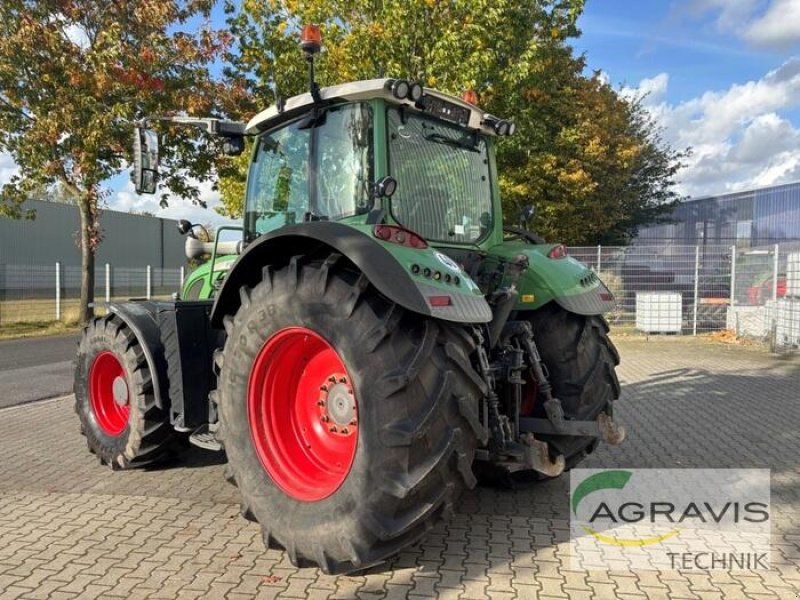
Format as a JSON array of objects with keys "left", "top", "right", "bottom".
[
  {"left": 245, "top": 121, "right": 310, "bottom": 236},
  {"left": 315, "top": 104, "right": 373, "bottom": 219},
  {"left": 244, "top": 103, "right": 373, "bottom": 240}
]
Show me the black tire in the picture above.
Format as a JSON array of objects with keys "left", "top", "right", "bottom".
[
  {"left": 74, "top": 314, "right": 175, "bottom": 469},
  {"left": 525, "top": 302, "right": 621, "bottom": 467},
  {"left": 216, "top": 254, "right": 485, "bottom": 574}
]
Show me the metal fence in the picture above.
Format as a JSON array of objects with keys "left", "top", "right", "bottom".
[
  {"left": 2, "top": 243, "right": 799, "bottom": 351},
  {"left": 570, "top": 243, "right": 800, "bottom": 351},
  {"left": 0, "top": 263, "right": 184, "bottom": 325}
]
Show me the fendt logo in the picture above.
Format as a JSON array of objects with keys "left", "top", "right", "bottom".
[{"left": 569, "top": 469, "right": 771, "bottom": 571}]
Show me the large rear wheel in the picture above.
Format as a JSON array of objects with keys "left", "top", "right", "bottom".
[
  {"left": 524, "top": 303, "right": 621, "bottom": 469},
  {"left": 74, "top": 314, "right": 175, "bottom": 469},
  {"left": 216, "top": 255, "right": 484, "bottom": 574}
]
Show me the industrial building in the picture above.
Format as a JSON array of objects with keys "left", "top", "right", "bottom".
[
  {"left": 0, "top": 199, "right": 185, "bottom": 268},
  {"left": 637, "top": 181, "right": 800, "bottom": 247}
]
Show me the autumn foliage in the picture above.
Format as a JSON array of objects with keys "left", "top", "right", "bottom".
[
  {"left": 0, "top": 0, "right": 237, "bottom": 322},
  {"left": 217, "top": 0, "right": 686, "bottom": 245},
  {"left": 0, "top": 0, "right": 687, "bottom": 324}
]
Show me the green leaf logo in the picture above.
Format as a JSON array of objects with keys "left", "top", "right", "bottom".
[
  {"left": 572, "top": 470, "right": 680, "bottom": 546},
  {"left": 572, "top": 470, "right": 632, "bottom": 515}
]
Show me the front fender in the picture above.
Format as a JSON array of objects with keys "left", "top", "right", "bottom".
[
  {"left": 488, "top": 241, "right": 615, "bottom": 315},
  {"left": 210, "top": 222, "right": 491, "bottom": 327},
  {"left": 101, "top": 301, "right": 170, "bottom": 410}
]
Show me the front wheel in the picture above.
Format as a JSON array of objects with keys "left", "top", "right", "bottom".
[
  {"left": 74, "top": 314, "right": 175, "bottom": 469},
  {"left": 216, "top": 255, "right": 484, "bottom": 574}
]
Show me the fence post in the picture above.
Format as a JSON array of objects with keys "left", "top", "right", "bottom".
[
  {"left": 596, "top": 245, "right": 602, "bottom": 272},
  {"left": 146, "top": 265, "right": 152, "bottom": 299},
  {"left": 180, "top": 266, "right": 185, "bottom": 286},
  {"left": 729, "top": 245, "right": 736, "bottom": 307},
  {"left": 55, "top": 262, "right": 61, "bottom": 321},
  {"left": 692, "top": 246, "right": 700, "bottom": 336},
  {"left": 772, "top": 244, "right": 780, "bottom": 302},
  {"left": 105, "top": 263, "right": 111, "bottom": 303}
]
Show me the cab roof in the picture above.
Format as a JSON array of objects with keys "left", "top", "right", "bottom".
[{"left": 245, "top": 78, "right": 504, "bottom": 136}]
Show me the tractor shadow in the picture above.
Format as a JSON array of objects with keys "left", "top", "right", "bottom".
[
  {"left": 144, "top": 438, "right": 228, "bottom": 471},
  {"left": 368, "top": 359, "right": 800, "bottom": 579}
]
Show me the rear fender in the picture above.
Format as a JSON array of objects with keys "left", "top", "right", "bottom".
[
  {"left": 488, "top": 241, "right": 615, "bottom": 316},
  {"left": 210, "top": 222, "right": 492, "bottom": 327}
]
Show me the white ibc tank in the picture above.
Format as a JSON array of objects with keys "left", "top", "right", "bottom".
[{"left": 635, "top": 292, "right": 682, "bottom": 334}]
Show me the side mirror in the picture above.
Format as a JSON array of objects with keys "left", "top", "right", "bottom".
[
  {"left": 520, "top": 204, "right": 536, "bottom": 225},
  {"left": 177, "top": 219, "right": 193, "bottom": 236},
  {"left": 222, "top": 135, "right": 245, "bottom": 156},
  {"left": 132, "top": 126, "right": 159, "bottom": 194},
  {"left": 373, "top": 176, "right": 398, "bottom": 198}
]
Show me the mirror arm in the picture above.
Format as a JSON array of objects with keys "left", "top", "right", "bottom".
[{"left": 140, "top": 116, "right": 247, "bottom": 137}]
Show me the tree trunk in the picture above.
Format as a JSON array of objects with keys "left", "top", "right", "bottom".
[{"left": 78, "top": 199, "right": 96, "bottom": 325}]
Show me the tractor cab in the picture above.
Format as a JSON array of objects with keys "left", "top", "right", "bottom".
[{"left": 240, "top": 79, "right": 510, "bottom": 249}]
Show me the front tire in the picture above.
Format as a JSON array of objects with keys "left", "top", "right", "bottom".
[
  {"left": 217, "top": 255, "right": 484, "bottom": 574},
  {"left": 74, "top": 314, "right": 175, "bottom": 469}
]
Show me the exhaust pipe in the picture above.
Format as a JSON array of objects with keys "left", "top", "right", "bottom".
[{"left": 184, "top": 238, "right": 243, "bottom": 260}]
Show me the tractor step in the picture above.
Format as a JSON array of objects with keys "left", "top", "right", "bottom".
[{"left": 188, "top": 423, "right": 222, "bottom": 451}]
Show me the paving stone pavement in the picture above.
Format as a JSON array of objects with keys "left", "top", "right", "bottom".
[{"left": 0, "top": 338, "right": 799, "bottom": 600}]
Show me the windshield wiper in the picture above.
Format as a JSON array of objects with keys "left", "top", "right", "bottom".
[{"left": 423, "top": 131, "right": 480, "bottom": 152}]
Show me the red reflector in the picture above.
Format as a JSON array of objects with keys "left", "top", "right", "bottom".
[
  {"left": 374, "top": 225, "right": 392, "bottom": 240},
  {"left": 372, "top": 224, "right": 428, "bottom": 249},
  {"left": 428, "top": 296, "right": 452, "bottom": 307},
  {"left": 547, "top": 244, "right": 568, "bottom": 259},
  {"left": 599, "top": 292, "right": 614, "bottom": 302},
  {"left": 409, "top": 235, "right": 427, "bottom": 249}
]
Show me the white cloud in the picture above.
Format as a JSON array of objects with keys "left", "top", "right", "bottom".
[
  {"left": 684, "top": 0, "right": 760, "bottom": 32},
  {"left": 683, "top": 0, "right": 800, "bottom": 48},
  {"left": 621, "top": 73, "right": 669, "bottom": 102},
  {"left": 108, "top": 178, "right": 240, "bottom": 229},
  {"left": 0, "top": 152, "right": 18, "bottom": 185},
  {"left": 744, "top": 0, "right": 800, "bottom": 47},
  {"left": 625, "top": 58, "right": 800, "bottom": 196},
  {"left": 63, "top": 23, "right": 91, "bottom": 50}
]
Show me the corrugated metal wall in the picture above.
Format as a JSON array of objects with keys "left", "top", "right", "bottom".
[
  {"left": 638, "top": 181, "right": 800, "bottom": 246},
  {"left": 0, "top": 199, "right": 186, "bottom": 268}
]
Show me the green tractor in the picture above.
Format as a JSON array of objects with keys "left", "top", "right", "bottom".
[{"left": 74, "top": 28, "right": 624, "bottom": 574}]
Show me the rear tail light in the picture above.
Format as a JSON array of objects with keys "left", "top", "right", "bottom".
[
  {"left": 547, "top": 244, "right": 568, "bottom": 259},
  {"left": 373, "top": 225, "right": 428, "bottom": 249},
  {"left": 428, "top": 295, "right": 452, "bottom": 307}
]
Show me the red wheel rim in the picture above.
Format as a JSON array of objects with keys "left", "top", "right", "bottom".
[
  {"left": 248, "top": 327, "right": 358, "bottom": 502},
  {"left": 89, "top": 351, "right": 130, "bottom": 436}
]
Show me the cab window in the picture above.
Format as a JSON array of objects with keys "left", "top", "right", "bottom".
[{"left": 244, "top": 103, "right": 373, "bottom": 239}]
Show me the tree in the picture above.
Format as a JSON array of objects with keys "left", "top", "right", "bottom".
[
  {"left": 497, "top": 62, "right": 689, "bottom": 245},
  {"left": 217, "top": 0, "right": 686, "bottom": 245},
  {"left": 216, "top": 0, "right": 585, "bottom": 218},
  {"left": 0, "top": 0, "right": 241, "bottom": 323}
]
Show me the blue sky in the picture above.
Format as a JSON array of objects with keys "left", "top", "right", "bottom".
[
  {"left": 572, "top": 0, "right": 800, "bottom": 200},
  {"left": 4, "top": 0, "right": 800, "bottom": 224}
]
